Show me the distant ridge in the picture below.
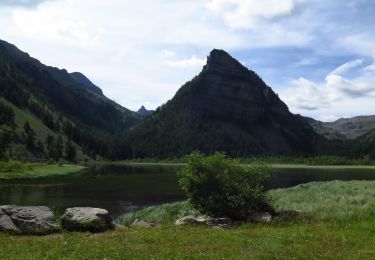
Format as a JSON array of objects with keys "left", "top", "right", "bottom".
[
  {"left": 137, "top": 106, "right": 154, "bottom": 117},
  {"left": 306, "top": 115, "right": 375, "bottom": 139}
]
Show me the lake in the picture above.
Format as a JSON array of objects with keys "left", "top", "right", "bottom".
[{"left": 1, "top": 164, "right": 375, "bottom": 217}]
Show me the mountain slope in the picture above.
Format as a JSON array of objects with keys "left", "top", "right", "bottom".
[
  {"left": 127, "top": 49, "right": 318, "bottom": 158},
  {"left": 0, "top": 39, "right": 140, "bottom": 160},
  {"left": 307, "top": 116, "right": 375, "bottom": 139},
  {"left": 70, "top": 72, "right": 104, "bottom": 96}
]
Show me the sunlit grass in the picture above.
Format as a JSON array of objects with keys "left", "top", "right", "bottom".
[{"left": 0, "top": 163, "right": 85, "bottom": 180}]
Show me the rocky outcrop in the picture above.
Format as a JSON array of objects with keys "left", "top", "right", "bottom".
[
  {"left": 61, "top": 207, "right": 114, "bottom": 232},
  {"left": 0, "top": 205, "right": 59, "bottom": 234}
]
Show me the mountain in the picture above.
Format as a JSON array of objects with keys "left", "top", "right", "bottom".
[
  {"left": 69, "top": 72, "right": 104, "bottom": 96},
  {"left": 127, "top": 49, "right": 318, "bottom": 158},
  {"left": 307, "top": 116, "right": 375, "bottom": 139},
  {"left": 137, "top": 106, "right": 154, "bottom": 117},
  {"left": 0, "top": 39, "right": 140, "bottom": 160}
]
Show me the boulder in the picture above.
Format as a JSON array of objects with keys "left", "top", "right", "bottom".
[
  {"left": 175, "top": 215, "right": 210, "bottom": 226},
  {"left": 131, "top": 219, "right": 160, "bottom": 228},
  {"left": 249, "top": 212, "right": 272, "bottom": 223},
  {"left": 0, "top": 208, "right": 19, "bottom": 232},
  {"left": 0, "top": 205, "right": 59, "bottom": 234},
  {"left": 61, "top": 207, "right": 114, "bottom": 232}
]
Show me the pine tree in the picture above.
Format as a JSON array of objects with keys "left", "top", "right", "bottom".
[{"left": 65, "top": 140, "right": 76, "bottom": 161}]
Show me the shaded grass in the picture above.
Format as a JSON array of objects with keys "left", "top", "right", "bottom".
[{"left": 0, "top": 163, "right": 85, "bottom": 180}]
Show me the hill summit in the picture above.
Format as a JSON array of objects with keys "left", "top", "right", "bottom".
[{"left": 127, "top": 49, "right": 317, "bottom": 158}]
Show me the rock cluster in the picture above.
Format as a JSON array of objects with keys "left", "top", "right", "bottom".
[
  {"left": 0, "top": 205, "right": 114, "bottom": 235},
  {"left": 175, "top": 212, "right": 274, "bottom": 227}
]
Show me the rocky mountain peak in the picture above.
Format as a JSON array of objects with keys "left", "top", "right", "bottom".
[
  {"left": 137, "top": 105, "right": 154, "bottom": 117},
  {"left": 203, "top": 49, "right": 247, "bottom": 76}
]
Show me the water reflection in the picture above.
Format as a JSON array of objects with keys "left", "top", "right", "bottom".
[{"left": 0, "top": 164, "right": 374, "bottom": 216}]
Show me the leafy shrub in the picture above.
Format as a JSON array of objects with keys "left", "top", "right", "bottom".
[{"left": 178, "top": 152, "right": 273, "bottom": 220}]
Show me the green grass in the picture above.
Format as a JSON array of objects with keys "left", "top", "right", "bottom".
[
  {"left": 0, "top": 163, "right": 85, "bottom": 180},
  {"left": 0, "top": 181, "right": 374, "bottom": 259},
  {"left": 270, "top": 180, "right": 375, "bottom": 221},
  {"left": 0, "top": 218, "right": 374, "bottom": 259}
]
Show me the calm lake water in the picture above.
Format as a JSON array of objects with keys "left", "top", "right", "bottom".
[{"left": 1, "top": 164, "right": 375, "bottom": 217}]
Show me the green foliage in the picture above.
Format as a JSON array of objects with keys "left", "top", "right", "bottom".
[
  {"left": 7, "top": 144, "right": 29, "bottom": 162},
  {"left": 0, "top": 101, "right": 15, "bottom": 126},
  {"left": 64, "top": 140, "right": 76, "bottom": 161},
  {"left": 0, "top": 125, "right": 13, "bottom": 159},
  {"left": 178, "top": 152, "right": 272, "bottom": 220}
]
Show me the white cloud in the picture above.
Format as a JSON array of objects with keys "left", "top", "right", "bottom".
[
  {"left": 280, "top": 59, "right": 375, "bottom": 118},
  {"left": 329, "top": 59, "right": 364, "bottom": 75},
  {"left": 206, "top": 0, "right": 308, "bottom": 29},
  {"left": 163, "top": 55, "right": 206, "bottom": 69}
]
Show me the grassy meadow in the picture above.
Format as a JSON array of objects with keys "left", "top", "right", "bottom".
[
  {"left": 0, "top": 161, "right": 85, "bottom": 180},
  {"left": 0, "top": 180, "right": 374, "bottom": 259}
]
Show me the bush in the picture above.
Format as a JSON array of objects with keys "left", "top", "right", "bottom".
[{"left": 178, "top": 152, "right": 273, "bottom": 220}]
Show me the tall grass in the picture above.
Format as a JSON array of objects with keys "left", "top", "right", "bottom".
[
  {"left": 116, "top": 180, "right": 375, "bottom": 225},
  {"left": 116, "top": 201, "right": 204, "bottom": 226},
  {"left": 269, "top": 180, "right": 375, "bottom": 222}
]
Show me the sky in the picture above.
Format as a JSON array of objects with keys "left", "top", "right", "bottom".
[{"left": 0, "top": 0, "right": 375, "bottom": 122}]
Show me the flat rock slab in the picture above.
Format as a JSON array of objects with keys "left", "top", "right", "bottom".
[
  {"left": 0, "top": 205, "right": 59, "bottom": 234},
  {"left": 62, "top": 207, "right": 114, "bottom": 232}
]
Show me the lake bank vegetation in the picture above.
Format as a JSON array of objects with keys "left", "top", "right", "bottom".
[
  {"left": 1, "top": 180, "right": 374, "bottom": 259},
  {"left": 0, "top": 161, "right": 85, "bottom": 180}
]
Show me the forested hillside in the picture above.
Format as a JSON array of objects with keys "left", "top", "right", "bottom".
[{"left": 0, "top": 39, "right": 140, "bottom": 161}]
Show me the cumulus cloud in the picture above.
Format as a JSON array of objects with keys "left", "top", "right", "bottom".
[
  {"left": 206, "top": 0, "right": 309, "bottom": 29},
  {"left": 163, "top": 55, "right": 206, "bottom": 69},
  {"left": 280, "top": 59, "right": 375, "bottom": 112}
]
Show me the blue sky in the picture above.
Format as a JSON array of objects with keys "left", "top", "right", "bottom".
[{"left": 0, "top": 0, "right": 375, "bottom": 121}]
